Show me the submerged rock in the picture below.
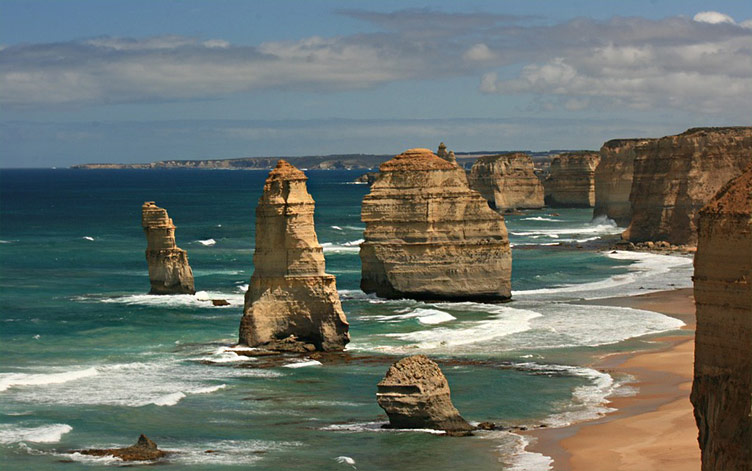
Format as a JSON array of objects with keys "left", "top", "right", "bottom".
[
  {"left": 543, "top": 152, "right": 600, "bottom": 207},
  {"left": 691, "top": 164, "right": 752, "bottom": 471},
  {"left": 468, "top": 153, "right": 545, "bottom": 211},
  {"left": 360, "top": 148, "right": 512, "bottom": 301},
  {"left": 623, "top": 127, "right": 752, "bottom": 245},
  {"left": 239, "top": 160, "right": 349, "bottom": 352},
  {"left": 377, "top": 355, "right": 473, "bottom": 435},
  {"left": 141, "top": 201, "right": 195, "bottom": 295},
  {"left": 75, "top": 434, "right": 168, "bottom": 461}
]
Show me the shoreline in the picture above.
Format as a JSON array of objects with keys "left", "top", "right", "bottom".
[{"left": 524, "top": 288, "right": 700, "bottom": 471}]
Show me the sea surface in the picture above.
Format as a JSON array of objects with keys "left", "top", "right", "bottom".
[{"left": 0, "top": 169, "right": 693, "bottom": 470}]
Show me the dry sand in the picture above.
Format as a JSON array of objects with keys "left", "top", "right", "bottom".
[{"left": 525, "top": 288, "right": 701, "bottom": 471}]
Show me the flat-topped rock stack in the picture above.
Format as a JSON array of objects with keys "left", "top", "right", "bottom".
[
  {"left": 239, "top": 160, "right": 349, "bottom": 352},
  {"left": 468, "top": 153, "right": 544, "bottom": 211},
  {"left": 593, "top": 138, "right": 653, "bottom": 226},
  {"left": 543, "top": 152, "right": 600, "bottom": 207},
  {"left": 691, "top": 164, "right": 752, "bottom": 471},
  {"left": 623, "top": 127, "right": 752, "bottom": 245},
  {"left": 360, "top": 148, "right": 511, "bottom": 301},
  {"left": 141, "top": 202, "right": 195, "bottom": 295}
]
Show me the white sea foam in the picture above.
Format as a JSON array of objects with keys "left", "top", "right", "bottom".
[
  {"left": 321, "top": 239, "right": 363, "bottom": 253},
  {"left": 151, "top": 391, "right": 186, "bottom": 406},
  {"left": 0, "top": 367, "right": 99, "bottom": 392},
  {"left": 82, "top": 236, "right": 95, "bottom": 241},
  {"left": 168, "top": 439, "right": 302, "bottom": 466},
  {"left": 64, "top": 453, "right": 125, "bottom": 465},
  {"left": 198, "top": 346, "right": 257, "bottom": 363},
  {"left": 321, "top": 422, "right": 445, "bottom": 435},
  {"left": 282, "top": 360, "right": 322, "bottom": 369},
  {"left": 92, "top": 291, "right": 245, "bottom": 308},
  {"left": 0, "top": 423, "right": 73, "bottom": 444},
  {"left": 504, "top": 433, "right": 554, "bottom": 471},
  {"left": 510, "top": 216, "right": 621, "bottom": 240},
  {"left": 197, "top": 238, "right": 216, "bottom": 246},
  {"left": 0, "top": 239, "right": 14, "bottom": 244},
  {"left": 363, "top": 308, "right": 456, "bottom": 325},
  {"left": 520, "top": 216, "right": 560, "bottom": 222},
  {"left": 336, "top": 455, "right": 357, "bottom": 468},
  {"left": 331, "top": 225, "right": 343, "bottom": 230}
]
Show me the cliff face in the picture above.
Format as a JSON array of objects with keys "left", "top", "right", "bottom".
[
  {"left": 624, "top": 127, "right": 752, "bottom": 245},
  {"left": 239, "top": 160, "right": 349, "bottom": 352},
  {"left": 377, "top": 355, "right": 473, "bottom": 434},
  {"left": 691, "top": 164, "right": 752, "bottom": 471},
  {"left": 543, "top": 152, "right": 600, "bottom": 207},
  {"left": 141, "top": 202, "right": 195, "bottom": 295},
  {"left": 593, "top": 139, "right": 653, "bottom": 226},
  {"left": 468, "top": 153, "right": 545, "bottom": 210},
  {"left": 360, "top": 148, "right": 511, "bottom": 301}
]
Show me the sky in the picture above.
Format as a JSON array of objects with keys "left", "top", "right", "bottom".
[{"left": 1, "top": 1, "right": 751, "bottom": 167}]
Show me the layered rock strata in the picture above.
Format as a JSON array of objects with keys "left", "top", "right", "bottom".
[
  {"left": 468, "top": 153, "right": 545, "bottom": 211},
  {"left": 141, "top": 202, "right": 195, "bottom": 295},
  {"left": 543, "top": 152, "right": 600, "bottom": 207},
  {"left": 377, "top": 355, "right": 473, "bottom": 434},
  {"left": 691, "top": 164, "right": 752, "bottom": 471},
  {"left": 239, "top": 160, "right": 349, "bottom": 352},
  {"left": 623, "top": 127, "right": 752, "bottom": 245},
  {"left": 593, "top": 138, "right": 653, "bottom": 226},
  {"left": 360, "top": 148, "right": 512, "bottom": 301}
]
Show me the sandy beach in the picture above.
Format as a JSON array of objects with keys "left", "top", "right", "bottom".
[{"left": 526, "top": 288, "right": 701, "bottom": 471}]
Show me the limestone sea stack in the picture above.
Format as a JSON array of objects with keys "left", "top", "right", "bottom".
[
  {"left": 141, "top": 202, "right": 195, "bottom": 295},
  {"left": 623, "top": 127, "right": 752, "bottom": 245},
  {"left": 239, "top": 160, "right": 349, "bottom": 352},
  {"left": 543, "top": 152, "right": 600, "bottom": 207},
  {"left": 436, "top": 142, "right": 457, "bottom": 165},
  {"left": 592, "top": 138, "right": 653, "bottom": 226},
  {"left": 360, "top": 148, "right": 512, "bottom": 301},
  {"left": 377, "top": 355, "right": 474, "bottom": 434},
  {"left": 690, "top": 164, "right": 752, "bottom": 471},
  {"left": 468, "top": 153, "right": 545, "bottom": 211}
]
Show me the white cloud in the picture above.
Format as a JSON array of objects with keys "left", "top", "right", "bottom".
[
  {"left": 463, "top": 43, "right": 495, "bottom": 62},
  {"left": 693, "top": 11, "right": 735, "bottom": 25}
]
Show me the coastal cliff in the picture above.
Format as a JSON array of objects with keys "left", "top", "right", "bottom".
[
  {"left": 360, "top": 148, "right": 511, "bottom": 301},
  {"left": 593, "top": 138, "right": 653, "bottom": 226},
  {"left": 239, "top": 160, "right": 349, "bottom": 352},
  {"left": 468, "top": 153, "right": 544, "bottom": 211},
  {"left": 624, "top": 127, "right": 752, "bottom": 245},
  {"left": 141, "top": 202, "right": 195, "bottom": 295},
  {"left": 543, "top": 152, "right": 600, "bottom": 207},
  {"left": 691, "top": 164, "right": 752, "bottom": 471}
]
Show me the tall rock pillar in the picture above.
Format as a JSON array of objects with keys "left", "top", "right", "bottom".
[{"left": 141, "top": 202, "right": 195, "bottom": 295}]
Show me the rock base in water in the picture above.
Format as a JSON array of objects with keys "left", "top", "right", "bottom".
[
  {"left": 75, "top": 434, "right": 167, "bottom": 462},
  {"left": 142, "top": 201, "right": 195, "bottom": 295}
]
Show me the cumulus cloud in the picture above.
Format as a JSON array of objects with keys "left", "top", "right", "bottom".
[{"left": 693, "top": 11, "right": 736, "bottom": 25}]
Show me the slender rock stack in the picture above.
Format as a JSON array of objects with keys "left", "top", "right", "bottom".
[
  {"left": 436, "top": 142, "right": 457, "bottom": 165},
  {"left": 468, "top": 153, "right": 545, "bottom": 211},
  {"left": 377, "top": 355, "right": 474, "bottom": 434},
  {"left": 691, "top": 164, "right": 752, "bottom": 471},
  {"left": 239, "top": 160, "right": 349, "bottom": 352},
  {"left": 623, "top": 127, "right": 752, "bottom": 245},
  {"left": 141, "top": 202, "right": 195, "bottom": 295},
  {"left": 360, "top": 148, "right": 512, "bottom": 301},
  {"left": 543, "top": 152, "right": 600, "bottom": 207}
]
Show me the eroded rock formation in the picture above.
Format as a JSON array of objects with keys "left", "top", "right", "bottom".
[
  {"left": 468, "top": 153, "right": 545, "bottom": 211},
  {"left": 239, "top": 160, "right": 349, "bottom": 352},
  {"left": 360, "top": 148, "right": 512, "bottom": 301},
  {"left": 593, "top": 138, "right": 653, "bottom": 226},
  {"left": 141, "top": 202, "right": 195, "bottom": 295},
  {"left": 543, "top": 152, "right": 600, "bottom": 207},
  {"left": 377, "top": 355, "right": 473, "bottom": 434},
  {"left": 436, "top": 142, "right": 457, "bottom": 165},
  {"left": 691, "top": 164, "right": 752, "bottom": 471},
  {"left": 75, "top": 434, "right": 168, "bottom": 461},
  {"left": 623, "top": 127, "right": 752, "bottom": 245}
]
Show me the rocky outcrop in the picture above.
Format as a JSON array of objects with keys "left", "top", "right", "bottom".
[
  {"left": 239, "top": 160, "right": 349, "bottom": 352},
  {"left": 623, "top": 127, "right": 752, "bottom": 245},
  {"left": 75, "top": 434, "right": 168, "bottom": 461},
  {"left": 691, "top": 164, "right": 752, "bottom": 471},
  {"left": 353, "top": 171, "right": 379, "bottom": 185},
  {"left": 360, "top": 148, "right": 512, "bottom": 301},
  {"left": 593, "top": 138, "right": 653, "bottom": 226},
  {"left": 543, "top": 152, "right": 600, "bottom": 207},
  {"left": 377, "top": 355, "right": 473, "bottom": 434},
  {"left": 141, "top": 202, "right": 195, "bottom": 295},
  {"left": 468, "top": 153, "right": 545, "bottom": 211},
  {"left": 436, "top": 142, "right": 457, "bottom": 165}
]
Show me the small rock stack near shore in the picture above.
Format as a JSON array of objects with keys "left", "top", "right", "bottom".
[{"left": 141, "top": 202, "right": 195, "bottom": 295}]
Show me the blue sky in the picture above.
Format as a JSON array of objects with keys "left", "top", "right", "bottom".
[{"left": 1, "top": 0, "right": 751, "bottom": 167}]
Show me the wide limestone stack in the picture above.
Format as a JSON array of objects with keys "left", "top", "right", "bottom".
[
  {"left": 690, "top": 164, "right": 752, "bottom": 471},
  {"left": 239, "top": 160, "right": 349, "bottom": 352},
  {"left": 377, "top": 355, "right": 474, "bottom": 434},
  {"left": 623, "top": 127, "right": 752, "bottom": 245},
  {"left": 468, "top": 153, "right": 545, "bottom": 211},
  {"left": 141, "top": 202, "right": 195, "bottom": 295},
  {"left": 543, "top": 152, "right": 600, "bottom": 207},
  {"left": 592, "top": 138, "right": 653, "bottom": 226},
  {"left": 360, "top": 148, "right": 512, "bottom": 301}
]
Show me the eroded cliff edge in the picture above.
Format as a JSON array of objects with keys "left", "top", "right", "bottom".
[
  {"left": 141, "top": 202, "right": 195, "bottom": 295},
  {"left": 239, "top": 160, "right": 349, "bottom": 352},
  {"left": 360, "top": 148, "right": 512, "bottom": 301},
  {"left": 468, "top": 153, "right": 544, "bottom": 211},
  {"left": 691, "top": 164, "right": 752, "bottom": 471},
  {"left": 543, "top": 152, "right": 600, "bottom": 208},
  {"left": 593, "top": 138, "right": 652, "bottom": 226}
]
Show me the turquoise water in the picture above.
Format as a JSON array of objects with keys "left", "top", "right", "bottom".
[{"left": 0, "top": 169, "right": 693, "bottom": 470}]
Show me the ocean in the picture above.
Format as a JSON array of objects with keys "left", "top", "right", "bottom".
[{"left": 0, "top": 169, "right": 693, "bottom": 470}]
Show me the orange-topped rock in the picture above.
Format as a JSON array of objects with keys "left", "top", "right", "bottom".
[
  {"left": 379, "top": 148, "right": 457, "bottom": 172},
  {"left": 141, "top": 202, "right": 195, "bottom": 295},
  {"left": 266, "top": 159, "right": 307, "bottom": 181}
]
